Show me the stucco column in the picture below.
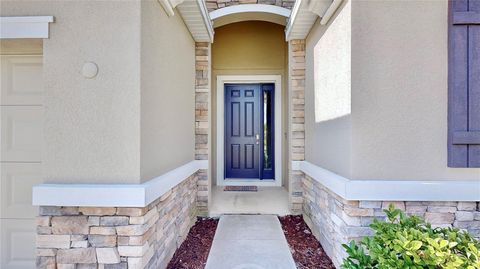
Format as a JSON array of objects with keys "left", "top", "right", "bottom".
[
  {"left": 288, "top": 39, "right": 306, "bottom": 214},
  {"left": 195, "top": 42, "right": 211, "bottom": 214}
]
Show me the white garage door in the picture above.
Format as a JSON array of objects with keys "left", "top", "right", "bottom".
[{"left": 1, "top": 54, "right": 43, "bottom": 269}]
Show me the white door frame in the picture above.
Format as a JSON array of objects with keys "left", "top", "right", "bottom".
[{"left": 216, "top": 75, "right": 282, "bottom": 187}]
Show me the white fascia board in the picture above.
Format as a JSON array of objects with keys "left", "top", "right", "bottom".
[
  {"left": 294, "top": 161, "right": 480, "bottom": 202},
  {"left": 285, "top": 0, "right": 319, "bottom": 41},
  {"left": 158, "top": 0, "right": 176, "bottom": 17},
  {"left": 285, "top": 0, "right": 303, "bottom": 40},
  {"left": 1, "top": 16, "right": 54, "bottom": 39},
  {"left": 196, "top": 0, "right": 214, "bottom": 43},
  {"left": 285, "top": 0, "right": 333, "bottom": 41},
  {"left": 209, "top": 4, "right": 291, "bottom": 20},
  {"left": 33, "top": 160, "right": 208, "bottom": 207},
  {"left": 175, "top": 0, "right": 214, "bottom": 43},
  {"left": 319, "top": 0, "right": 343, "bottom": 25}
]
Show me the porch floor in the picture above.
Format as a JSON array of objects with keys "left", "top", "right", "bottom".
[
  {"left": 209, "top": 186, "right": 291, "bottom": 217},
  {"left": 205, "top": 215, "right": 296, "bottom": 269}
]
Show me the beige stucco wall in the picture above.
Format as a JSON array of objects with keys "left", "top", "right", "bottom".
[
  {"left": 305, "top": 0, "right": 352, "bottom": 178},
  {"left": 211, "top": 21, "right": 288, "bottom": 185},
  {"left": 351, "top": 0, "right": 478, "bottom": 181},
  {"left": 1, "top": 1, "right": 142, "bottom": 183},
  {"left": 1, "top": 1, "right": 196, "bottom": 184},
  {"left": 140, "top": 2, "right": 195, "bottom": 182},
  {"left": 305, "top": 0, "right": 480, "bottom": 181}
]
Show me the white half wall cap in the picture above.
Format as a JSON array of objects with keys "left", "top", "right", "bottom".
[{"left": 0, "top": 16, "right": 54, "bottom": 39}]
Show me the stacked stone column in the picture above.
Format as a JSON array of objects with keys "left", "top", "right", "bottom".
[
  {"left": 289, "top": 39, "right": 306, "bottom": 214},
  {"left": 302, "top": 174, "right": 480, "bottom": 267},
  {"left": 195, "top": 42, "right": 210, "bottom": 215}
]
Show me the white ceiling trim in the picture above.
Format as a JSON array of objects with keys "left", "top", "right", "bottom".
[
  {"left": 0, "top": 16, "right": 54, "bottom": 39},
  {"left": 210, "top": 4, "right": 291, "bottom": 20}
]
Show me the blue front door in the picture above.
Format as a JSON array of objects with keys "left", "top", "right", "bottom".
[{"left": 225, "top": 84, "right": 275, "bottom": 179}]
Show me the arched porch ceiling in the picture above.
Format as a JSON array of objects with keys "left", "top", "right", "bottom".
[{"left": 209, "top": 4, "right": 291, "bottom": 28}]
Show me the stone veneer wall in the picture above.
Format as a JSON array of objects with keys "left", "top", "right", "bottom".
[
  {"left": 206, "top": 0, "right": 295, "bottom": 12},
  {"left": 196, "top": 169, "right": 208, "bottom": 215},
  {"left": 289, "top": 40, "right": 306, "bottom": 214},
  {"left": 36, "top": 173, "right": 199, "bottom": 269},
  {"left": 302, "top": 173, "right": 480, "bottom": 267},
  {"left": 195, "top": 42, "right": 211, "bottom": 215}
]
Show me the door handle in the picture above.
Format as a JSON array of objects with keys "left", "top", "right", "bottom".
[{"left": 256, "top": 134, "right": 260, "bottom": 144}]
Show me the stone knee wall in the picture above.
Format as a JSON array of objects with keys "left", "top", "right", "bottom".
[
  {"left": 36, "top": 174, "right": 199, "bottom": 269},
  {"left": 302, "top": 174, "right": 480, "bottom": 268},
  {"left": 196, "top": 169, "right": 208, "bottom": 215}
]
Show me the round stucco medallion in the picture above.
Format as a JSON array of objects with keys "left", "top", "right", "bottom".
[{"left": 82, "top": 62, "right": 98, "bottom": 79}]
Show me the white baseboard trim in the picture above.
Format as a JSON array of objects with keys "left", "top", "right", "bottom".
[
  {"left": 293, "top": 161, "right": 480, "bottom": 202},
  {"left": 32, "top": 160, "right": 208, "bottom": 207}
]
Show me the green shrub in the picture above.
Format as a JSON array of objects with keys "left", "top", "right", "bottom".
[{"left": 341, "top": 205, "right": 480, "bottom": 269}]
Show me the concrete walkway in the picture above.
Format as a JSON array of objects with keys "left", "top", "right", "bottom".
[
  {"left": 205, "top": 215, "right": 297, "bottom": 269},
  {"left": 210, "top": 187, "right": 291, "bottom": 217}
]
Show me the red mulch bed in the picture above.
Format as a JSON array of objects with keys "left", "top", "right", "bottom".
[
  {"left": 166, "top": 217, "right": 219, "bottom": 269},
  {"left": 279, "top": 215, "right": 336, "bottom": 269}
]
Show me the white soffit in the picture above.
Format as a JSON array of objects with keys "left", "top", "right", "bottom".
[
  {"left": 0, "top": 16, "right": 54, "bottom": 39},
  {"left": 176, "top": 0, "right": 214, "bottom": 42},
  {"left": 294, "top": 161, "right": 480, "bottom": 202},
  {"left": 286, "top": 0, "right": 331, "bottom": 41}
]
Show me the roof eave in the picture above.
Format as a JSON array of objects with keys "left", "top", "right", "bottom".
[{"left": 159, "top": 0, "right": 214, "bottom": 43}]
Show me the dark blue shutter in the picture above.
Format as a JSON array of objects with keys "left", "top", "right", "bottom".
[{"left": 448, "top": 0, "right": 480, "bottom": 167}]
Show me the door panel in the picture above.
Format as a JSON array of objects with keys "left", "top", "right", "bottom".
[
  {"left": 245, "top": 102, "right": 254, "bottom": 136},
  {"left": 1, "top": 163, "right": 42, "bottom": 218},
  {"left": 231, "top": 144, "right": 240, "bottom": 169},
  {"left": 225, "top": 84, "right": 261, "bottom": 178},
  {"left": 245, "top": 144, "right": 254, "bottom": 169},
  {"left": 0, "top": 56, "right": 43, "bottom": 106},
  {"left": 1, "top": 106, "right": 43, "bottom": 162},
  {"left": 231, "top": 102, "right": 240, "bottom": 136},
  {"left": 0, "top": 219, "right": 36, "bottom": 269}
]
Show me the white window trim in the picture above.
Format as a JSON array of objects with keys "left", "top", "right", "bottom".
[
  {"left": 0, "top": 16, "right": 54, "bottom": 39},
  {"left": 216, "top": 75, "right": 282, "bottom": 187},
  {"left": 293, "top": 161, "right": 480, "bottom": 202}
]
